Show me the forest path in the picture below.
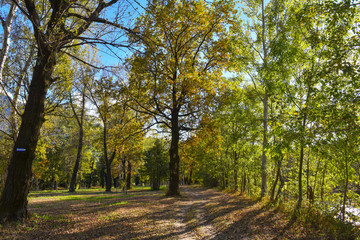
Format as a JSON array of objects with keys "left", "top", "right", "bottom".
[
  {"left": 174, "top": 185, "right": 218, "bottom": 239},
  {"left": 170, "top": 185, "right": 320, "bottom": 240}
]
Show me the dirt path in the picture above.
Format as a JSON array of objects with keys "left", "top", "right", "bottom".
[
  {"left": 0, "top": 185, "right": 326, "bottom": 240},
  {"left": 174, "top": 186, "right": 218, "bottom": 239},
  {"left": 168, "top": 185, "right": 320, "bottom": 240}
]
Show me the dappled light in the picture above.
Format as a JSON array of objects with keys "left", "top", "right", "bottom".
[{"left": 0, "top": 186, "right": 322, "bottom": 239}]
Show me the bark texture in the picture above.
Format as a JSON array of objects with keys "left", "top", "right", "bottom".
[
  {"left": 0, "top": 50, "right": 56, "bottom": 222},
  {"left": 166, "top": 110, "right": 180, "bottom": 196}
]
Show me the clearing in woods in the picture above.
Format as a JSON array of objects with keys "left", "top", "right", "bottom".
[{"left": 1, "top": 185, "right": 324, "bottom": 239}]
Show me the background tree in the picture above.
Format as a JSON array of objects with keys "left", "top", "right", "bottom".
[
  {"left": 141, "top": 138, "right": 168, "bottom": 190},
  {"left": 68, "top": 49, "right": 98, "bottom": 192}
]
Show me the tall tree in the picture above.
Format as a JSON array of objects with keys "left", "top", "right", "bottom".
[
  {"left": 68, "top": 64, "right": 92, "bottom": 192},
  {"left": 0, "top": 0, "right": 131, "bottom": 222},
  {"left": 127, "top": 0, "right": 235, "bottom": 196},
  {"left": 88, "top": 75, "right": 119, "bottom": 192},
  {"left": 231, "top": 0, "right": 273, "bottom": 197}
]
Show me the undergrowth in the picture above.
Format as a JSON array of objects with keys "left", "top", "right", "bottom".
[{"left": 271, "top": 200, "right": 359, "bottom": 240}]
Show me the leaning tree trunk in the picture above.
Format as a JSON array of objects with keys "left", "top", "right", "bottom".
[
  {"left": 10, "top": 45, "right": 36, "bottom": 141},
  {"left": 166, "top": 109, "right": 180, "bottom": 196},
  {"left": 105, "top": 150, "right": 116, "bottom": 192},
  {"left": 69, "top": 91, "right": 85, "bottom": 192},
  {"left": 69, "top": 125, "right": 83, "bottom": 192},
  {"left": 275, "top": 167, "right": 285, "bottom": 202},
  {"left": 270, "top": 159, "right": 281, "bottom": 202},
  {"left": 0, "top": 50, "right": 56, "bottom": 222}
]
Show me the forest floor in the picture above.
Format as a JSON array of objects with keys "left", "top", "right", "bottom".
[{"left": 0, "top": 185, "right": 340, "bottom": 239}]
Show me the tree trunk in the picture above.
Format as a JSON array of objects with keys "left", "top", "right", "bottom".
[
  {"left": 320, "top": 162, "right": 327, "bottom": 202},
  {"left": 225, "top": 172, "right": 229, "bottom": 188},
  {"left": 113, "top": 177, "right": 118, "bottom": 188},
  {"left": 69, "top": 123, "right": 84, "bottom": 192},
  {"left": 105, "top": 162, "right": 112, "bottom": 192},
  {"left": 103, "top": 120, "right": 116, "bottom": 192},
  {"left": 296, "top": 116, "right": 307, "bottom": 211},
  {"left": 166, "top": 109, "right": 180, "bottom": 196},
  {"left": 152, "top": 176, "right": 158, "bottom": 190},
  {"left": 10, "top": 45, "right": 35, "bottom": 141},
  {"left": 247, "top": 173, "right": 251, "bottom": 195},
  {"left": 88, "top": 159, "right": 95, "bottom": 188},
  {"left": 313, "top": 158, "right": 321, "bottom": 200},
  {"left": 126, "top": 161, "right": 132, "bottom": 190},
  {"left": 0, "top": 2, "right": 18, "bottom": 141},
  {"left": 275, "top": 167, "right": 285, "bottom": 202},
  {"left": 342, "top": 153, "right": 349, "bottom": 221},
  {"left": 0, "top": 2, "right": 17, "bottom": 84},
  {"left": 101, "top": 162, "right": 106, "bottom": 188},
  {"left": 254, "top": 173, "right": 257, "bottom": 188},
  {"left": 0, "top": 49, "right": 56, "bottom": 222},
  {"left": 122, "top": 156, "right": 126, "bottom": 182},
  {"left": 241, "top": 172, "right": 246, "bottom": 194},
  {"left": 233, "top": 150, "right": 238, "bottom": 191},
  {"left": 260, "top": 0, "right": 268, "bottom": 198},
  {"left": 261, "top": 91, "right": 268, "bottom": 198},
  {"left": 296, "top": 139, "right": 305, "bottom": 211},
  {"left": 270, "top": 162, "right": 280, "bottom": 202},
  {"left": 105, "top": 150, "right": 116, "bottom": 192},
  {"left": 69, "top": 90, "right": 86, "bottom": 192},
  {"left": 306, "top": 150, "right": 311, "bottom": 201},
  {"left": 10, "top": 44, "right": 35, "bottom": 142},
  {"left": 188, "top": 168, "right": 192, "bottom": 185},
  {"left": 222, "top": 171, "right": 226, "bottom": 189}
]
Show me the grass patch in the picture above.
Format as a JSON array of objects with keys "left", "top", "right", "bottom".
[
  {"left": 130, "top": 185, "right": 167, "bottom": 192},
  {"left": 64, "top": 195, "right": 118, "bottom": 201},
  {"left": 130, "top": 186, "right": 152, "bottom": 191},
  {"left": 108, "top": 201, "right": 128, "bottom": 206},
  {"left": 98, "top": 211, "right": 122, "bottom": 222},
  {"left": 29, "top": 190, "right": 137, "bottom": 203},
  {"left": 29, "top": 186, "right": 155, "bottom": 197},
  {"left": 62, "top": 194, "right": 135, "bottom": 202}
]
